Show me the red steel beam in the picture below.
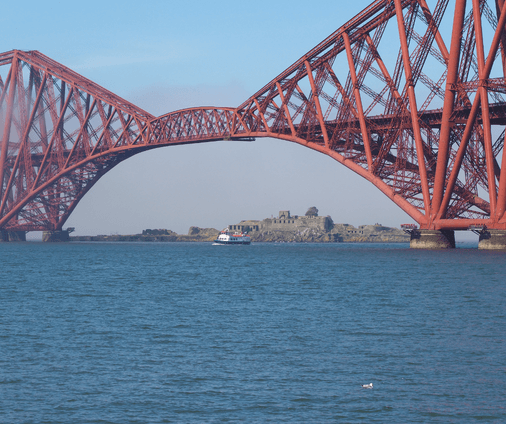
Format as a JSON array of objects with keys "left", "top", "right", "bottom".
[
  {"left": 394, "top": 0, "right": 431, "bottom": 216},
  {"left": 431, "top": 0, "right": 466, "bottom": 217},
  {"left": 342, "top": 33, "right": 373, "bottom": 169}
]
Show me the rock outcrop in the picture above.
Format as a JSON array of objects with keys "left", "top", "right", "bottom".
[
  {"left": 331, "top": 223, "right": 409, "bottom": 242},
  {"left": 72, "top": 227, "right": 219, "bottom": 242},
  {"left": 187, "top": 226, "right": 219, "bottom": 240},
  {"left": 229, "top": 210, "right": 409, "bottom": 243}
]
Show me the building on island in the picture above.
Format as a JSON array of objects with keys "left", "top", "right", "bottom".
[{"left": 228, "top": 210, "right": 333, "bottom": 234}]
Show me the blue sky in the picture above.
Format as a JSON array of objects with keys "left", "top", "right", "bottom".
[{"left": 3, "top": 0, "right": 421, "bottom": 236}]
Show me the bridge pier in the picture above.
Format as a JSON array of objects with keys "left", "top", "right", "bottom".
[
  {"left": 409, "top": 229, "right": 455, "bottom": 249},
  {"left": 478, "top": 230, "right": 506, "bottom": 250},
  {"left": 0, "top": 230, "right": 27, "bottom": 242},
  {"left": 42, "top": 230, "right": 71, "bottom": 242}
]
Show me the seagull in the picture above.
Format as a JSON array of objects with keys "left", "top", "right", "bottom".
[{"left": 362, "top": 383, "right": 373, "bottom": 389}]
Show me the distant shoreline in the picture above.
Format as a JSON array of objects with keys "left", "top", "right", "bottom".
[
  {"left": 70, "top": 212, "right": 411, "bottom": 243},
  {"left": 70, "top": 232, "right": 410, "bottom": 244}
]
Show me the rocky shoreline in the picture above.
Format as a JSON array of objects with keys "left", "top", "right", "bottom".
[
  {"left": 70, "top": 227, "right": 218, "bottom": 243},
  {"left": 71, "top": 224, "right": 409, "bottom": 243}
]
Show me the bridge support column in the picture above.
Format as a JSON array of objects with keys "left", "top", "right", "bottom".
[
  {"left": 478, "top": 230, "right": 506, "bottom": 250},
  {"left": 1, "top": 231, "right": 27, "bottom": 242},
  {"left": 410, "top": 229, "right": 455, "bottom": 249},
  {"left": 42, "top": 230, "right": 71, "bottom": 242}
]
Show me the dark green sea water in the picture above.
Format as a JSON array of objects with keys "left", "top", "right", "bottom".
[{"left": 1, "top": 242, "right": 505, "bottom": 422}]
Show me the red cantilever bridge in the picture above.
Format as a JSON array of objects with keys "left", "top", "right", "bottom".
[{"left": 2, "top": 0, "right": 506, "bottom": 247}]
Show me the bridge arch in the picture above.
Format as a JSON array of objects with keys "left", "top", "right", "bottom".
[{"left": 61, "top": 138, "right": 407, "bottom": 236}]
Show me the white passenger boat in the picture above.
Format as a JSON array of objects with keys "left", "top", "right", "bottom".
[{"left": 214, "top": 229, "right": 251, "bottom": 245}]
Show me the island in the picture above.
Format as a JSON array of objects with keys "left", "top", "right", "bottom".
[{"left": 71, "top": 208, "right": 410, "bottom": 243}]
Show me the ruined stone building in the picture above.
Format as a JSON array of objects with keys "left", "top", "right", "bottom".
[{"left": 228, "top": 210, "right": 333, "bottom": 234}]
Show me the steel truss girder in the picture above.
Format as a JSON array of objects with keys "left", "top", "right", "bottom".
[{"left": 2, "top": 0, "right": 506, "bottom": 232}]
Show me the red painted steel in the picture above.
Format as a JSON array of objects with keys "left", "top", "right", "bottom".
[{"left": 2, "top": 0, "right": 506, "bottom": 232}]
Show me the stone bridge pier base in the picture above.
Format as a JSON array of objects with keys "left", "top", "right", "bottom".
[
  {"left": 410, "top": 229, "right": 455, "bottom": 249},
  {"left": 43, "top": 230, "right": 71, "bottom": 242},
  {"left": 478, "top": 230, "right": 506, "bottom": 250},
  {"left": 0, "top": 230, "right": 27, "bottom": 242}
]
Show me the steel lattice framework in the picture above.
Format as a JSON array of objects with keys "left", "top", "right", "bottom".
[{"left": 2, "top": 0, "right": 506, "bottom": 232}]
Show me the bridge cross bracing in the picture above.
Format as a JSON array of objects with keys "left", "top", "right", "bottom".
[{"left": 1, "top": 0, "right": 506, "bottom": 233}]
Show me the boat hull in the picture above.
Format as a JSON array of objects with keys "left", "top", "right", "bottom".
[{"left": 213, "top": 239, "right": 251, "bottom": 245}]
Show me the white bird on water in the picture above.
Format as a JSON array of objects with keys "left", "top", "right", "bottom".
[{"left": 362, "top": 383, "right": 373, "bottom": 389}]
